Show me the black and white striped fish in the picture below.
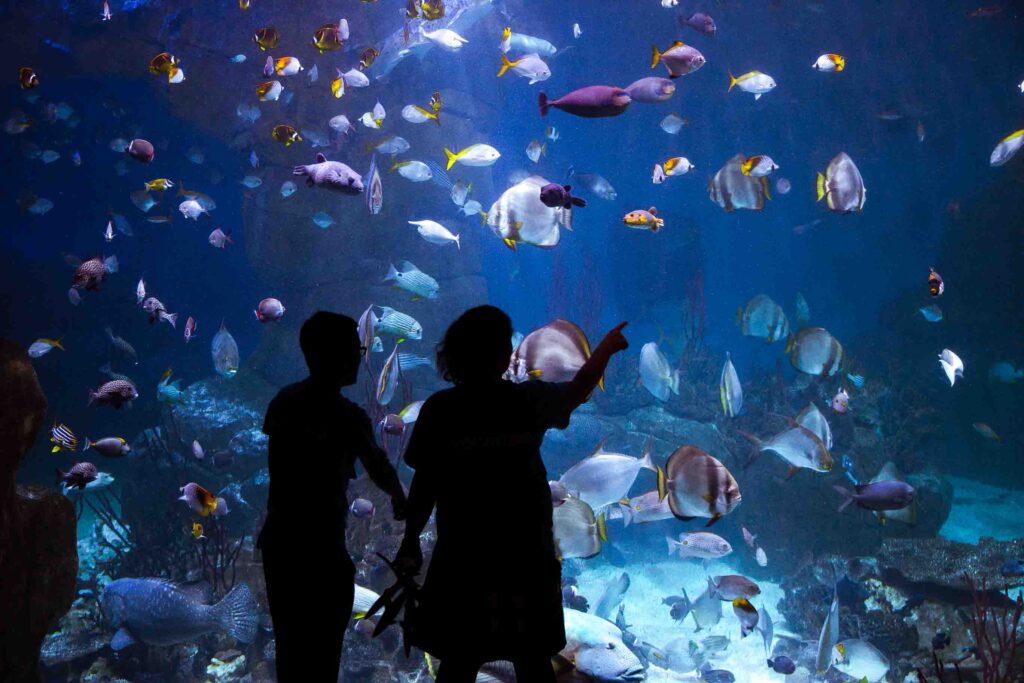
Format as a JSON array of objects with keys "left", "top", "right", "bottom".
[{"left": 50, "top": 423, "right": 78, "bottom": 453}]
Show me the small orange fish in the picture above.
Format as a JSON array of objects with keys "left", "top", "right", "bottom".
[
  {"left": 271, "top": 124, "right": 302, "bottom": 146},
  {"left": 19, "top": 67, "right": 39, "bottom": 90}
]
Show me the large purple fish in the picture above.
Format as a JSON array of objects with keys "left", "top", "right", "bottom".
[
  {"left": 679, "top": 12, "right": 717, "bottom": 37},
  {"left": 538, "top": 86, "right": 630, "bottom": 118},
  {"left": 834, "top": 481, "right": 915, "bottom": 512},
  {"left": 293, "top": 153, "right": 364, "bottom": 195},
  {"left": 624, "top": 77, "right": 676, "bottom": 103}
]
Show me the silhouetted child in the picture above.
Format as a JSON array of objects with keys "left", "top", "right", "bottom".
[
  {"left": 258, "top": 311, "right": 406, "bottom": 682},
  {"left": 395, "top": 306, "right": 628, "bottom": 683}
]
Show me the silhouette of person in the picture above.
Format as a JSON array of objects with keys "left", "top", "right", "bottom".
[
  {"left": 394, "top": 306, "right": 628, "bottom": 683},
  {"left": 257, "top": 311, "right": 407, "bottom": 682}
]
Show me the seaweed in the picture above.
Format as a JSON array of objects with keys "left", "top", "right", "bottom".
[{"left": 191, "top": 516, "right": 246, "bottom": 598}]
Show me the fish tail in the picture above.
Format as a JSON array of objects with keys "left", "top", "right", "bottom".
[
  {"left": 538, "top": 91, "right": 549, "bottom": 117},
  {"left": 497, "top": 51, "right": 516, "bottom": 78},
  {"left": 597, "top": 512, "right": 608, "bottom": 543},
  {"left": 736, "top": 430, "right": 763, "bottom": 470},
  {"left": 87, "top": 389, "right": 96, "bottom": 405},
  {"left": 454, "top": 234, "right": 460, "bottom": 250},
  {"left": 816, "top": 172, "right": 826, "bottom": 201},
  {"left": 665, "top": 535, "right": 676, "bottom": 556},
  {"left": 443, "top": 147, "right": 459, "bottom": 171},
  {"left": 728, "top": 71, "right": 738, "bottom": 92},
  {"left": 619, "top": 501, "right": 633, "bottom": 527},
  {"left": 83, "top": 438, "right": 92, "bottom": 451},
  {"left": 385, "top": 263, "right": 399, "bottom": 282},
  {"left": 163, "top": 312, "right": 178, "bottom": 329},
  {"left": 833, "top": 485, "right": 855, "bottom": 512},
  {"left": 215, "top": 583, "right": 258, "bottom": 644},
  {"left": 650, "top": 44, "right": 661, "bottom": 69}
]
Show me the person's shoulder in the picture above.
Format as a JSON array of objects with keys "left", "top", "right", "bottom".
[
  {"left": 267, "top": 380, "right": 308, "bottom": 409},
  {"left": 338, "top": 395, "right": 372, "bottom": 421}
]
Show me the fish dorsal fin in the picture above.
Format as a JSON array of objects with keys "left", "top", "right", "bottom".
[
  {"left": 649, "top": 206, "right": 657, "bottom": 215},
  {"left": 316, "top": 153, "right": 327, "bottom": 163},
  {"left": 871, "top": 461, "right": 903, "bottom": 483},
  {"left": 589, "top": 437, "right": 609, "bottom": 458}
]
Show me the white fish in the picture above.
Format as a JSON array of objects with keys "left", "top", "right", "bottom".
[
  {"left": 460, "top": 199, "right": 482, "bottom": 217},
  {"left": 280, "top": 181, "right": 297, "bottom": 198},
  {"left": 136, "top": 278, "right": 146, "bottom": 304},
  {"left": 178, "top": 199, "right": 207, "bottom": 220},
  {"left": 508, "top": 32, "right": 557, "bottom": 56},
  {"left": 104, "top": 221, "right": 114, "bottom": 242},
  {"left": 374, "top": 136, "right": 410, "bottom": 155},
  {"left": 376, "top": 345, "right": 401, "bottom": 406},
  {"left": 663, "top": 157, "right": 695, "bottom": 176},
  {"left": 728, "top": 71, "right": 777, "bottom": 100},
  {"left": 660, "top": 113, "right": 685, "bottom": 134},
  {"left": 990, "top": 129, "right": 1024, "bottom": 167},
  {"left": 661, "top": 0, "right": 679, "bottom": 6},
  {"left": 755, "top": 547, "right": 767, "bottom": 567},
  {"left": 572, "top": 23, "right": 582, "bottom": 39},
  {"left": 832, "top": 640, "right": 889, "bottom": 683},
  {"left": 307, "top": 64, "right": 318, "bottom": 84},
  {"left": 545, "top": 126, "right": 559, "bottom": 142},
  {"left": 419, "top": 26, "right": 469, "bottom": 51},
  {"left": 639, "top": 342, "right": 679, "bottom": 402},
  {"left": 240, "top": 176, "right": 262, "bottom": 188},
  {"left": 230, "top": 54, "right": 246, "bottom": 63},
  {"left": 558, "top": 440, "right": 656, "bottom": 511},
  {"left": 451, "top": 180, "right": 471, "bottom": 206},
  {"left": 1019, "top": 79, "right": 1024, "bottom": 93},
  {"left": 444, "top": 143, "right": 501, "bottom": 170},
  {"left": 719, "top": 353, "right": 742, "bottom": 417},
  {"left": 359, "top": 101, "right": 387, "bottom": 129},
  {"left": 652, "top": 164, "right": 666, "bottom": 184},
  {"left": 409, "top": 220, "right": 460, "bottom": 249},
  {"left": 526, "top": 139, "right": 546, "bottom": 163},
  {"left": 393, "top": 160, "right": 432, "bottom": 182},
  {"left": 328, "top": 114, "right": 354, "bottom": 134},
  {"left": 338, "top": 18, "right": 349, "bottom": 40},
  {"left": 938, "top": 349, "right": 964, "bottom": 386},
  {"left": 400, "top": 400, "right": 424, "bottom": 424},
  {"left": 666, "top": 531, "right": 732, "bottom": 561},
  {"left": 342, "top": 68, "right": 369, "bottom": 87},
  {"left": 401, "top": 105, "right": 438, "bottom": 124},
  {"left": 919, "top": 304, "right": 943, "bottom": 322},
  {"left": 498, "top": 52, "right": 551, "bottom": 84}
]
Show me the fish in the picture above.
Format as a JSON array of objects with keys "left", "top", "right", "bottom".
[
  {"left": 989, "top": 129, "right": 1024, "bottom": 166},
  {"left": 313, "top": 24, "right": 343, "bottom": 53},
  {"left": 719, "top": 353, "right": 742, "bottom": 417},
  {"left": 240, "top": 176, "right": 262, "bottom": 189},
  {"left": 989, "top": 362, "right": 1024, "bottom": 384},
  {"left": 928, "top": 267, "right": 944, "bottom": 296},
  {"left": 409, "top": 220, "right": 460, "bottom": 249},
  {"left": 690, "top": 581, "right": 723, "bottom": 631},
  {"left": 400, "top": 400, "right": 424, "bottom": 424},
  {"left": 254, "top": 297, "right": 285, "bottom": 322},
  {"left": 39, "top": 150, "right": 59, "bottom": 164},
  {"left": 497, "top": 52, "right": 551, "bottom": 84},
  {"left": 797, "top": 402, "right": 833, "bottom": 450},
  {"left": 741, "top": 527, "right": 756, "bottom": 549},
  {"left": 651, "top": 42, "right": 706, "bottom": 78},
  {"left": 834, "top": 479, "right": 916, "bottom": 513},
  {"left": 444, "top": 143, "right": 501, "bottom": 170},
  {"left": 732, "top": 598, "right": 759, "bottom": 638},
  {"left": 100, "top": 579, "right": 257, "bottom": 650},
  {"left": 767, "top": 656, "right": 795, "bottom": 675},
  {"left": 817, "top": 152, "right": 866, "bottom": 213},
  {"left": 56, "top": 462, "right": 98, "bottom": 489},
  {"left": 737, "top": 295, "right": 789, "bottom": 342},
  {"left": 624, "top": 77, "right": 676, "bottom": 103},
  {"left": 130, "top": 190, "right": 157, "bottom": 213},
  {"left": 179, "top": 199, "right": 207, "bottom": 220},
  {"left": 553, "top": 496, "right": 605, "bottom": 559},
  {"left": 293, "top": 153, "right": 363, "bottom": 194},
  {"left": 377, "top": 306, "right": 423, "bottom": 341},
  {"left": 255, "top": 80, "right": 283, "bottom": 101},
  {"left": 125, "top": 138, "right": 154, "bottom": 163},
  {"left": 366, "top": 156, "right": 383, "bottom": 215},
  {"left": 487, "top": 175, "right": 572, "bottom": 249},
  {"left": 618, "top": 490, "right": 674, "bottom": 526},
  {"left": 191, "top": 522, "right": 205, "bottom": 539},
  {"left": 919, "top": 304, "right": 943, "bottom": 322},
  {"left": 253, "top": 27, "right": 279, "bottom": 50},
  {"left": 374, "top": 136, "right": 411, "bottom": 155},
  {"left": 357, "top": 305, "right": 380, "bottom": 362},
  {"left": 663, "top": 157, "right": 695, "bottom": 176},
  {"left": 157, "top": 372, "right": 185, "bottom": 405},
  {"left": 264, "top": 56, "right": 302, "bottom": 77},
  {"left": 526, "top": 139, "right": 546, "bottom": 163},
  {"left": 727, "top": 71, "right": 777, "bottom": 99},
  {"left": 401, "top": 104, "right": 440, "bottom": 125},
  {"left": 72, "top": 255, "right": 116, "bottom": 291},
  {"left": 84, "top": 436, "right": 130, "bottom": 458},
  {"left": 179, "top": 482, "right": 218, "bottom": 516},
  {"left": 816, "top": 588, "right": 840, "bottom": 673},
  {"left": 143, "top": 297, "right": 178, "bottom": 329},
  {"left": 418, "top": 25, "right": 468, "bottom": 50},
  {"left": 28, "top": 337, "right": 64, "bottom": 358},
  {"left": 358, "top": 47, "right": 379, "bottom": 70},
  {"left": 350, "top": 498, "right": 375, "bottom": 518},
  {"left": 594, "top": 572, "right": 630, "bottom": 620},
  {"left": 392, "top": 160, "right": 433, "bottom": 182},
  {"left": 211, "top": 323, "right": 240, "bottom": 377},
  {"left": 788, "top": 327, "right": 844, "bottom": 376},
  {"left": 136, "top": 278, "right": 146, "bottom": 304},
  {"left": 342, "top": 69, "right": 369, "bottom": 88},
  {"left": 377, "top": 345, "right": 402, "bottom": 405},
  {"left": 938, "top": 348, "right": 964, "bottom": 386},
  {"left": 973, "top": 422, "right": 1000, "bottom": 440},
  {"left": 451, "top": 180, "right": 472, "bottom": 206},
  {"left": 755, "top": 547, "right": 767, "bottom": 566},
  {"left": 832, "top": 388, "right": 850, "bottom": 413},
  {"left": 102, "top": 1, "right": 111, "bottom": 20},
  {"left": 539, "top": 86, "right": 631, "bottom": 118},
  {"left": 708, "top": 576, "right": 761, "bottom": 601},
  {"left": 144, "top": 178, "right": 174, "bottom": 192},
  {"left": 813, "top": 53, "right": 846, "bottom": 72},
  {"left": 539, "top": 183, "right": 586, "bottom": 209},
  {"left": 745, "top": 422, "right": 833, "bottom": 474},
  {"left": 208, "top": 227, "right": 232, "bottom": 249},
  {"left": 545, "top": 126, "right": 560, "bottom": 141},
  {"left": 663, "top": 593, "right": 692, "bottom": 623},
  {"left": 271, "top": 124, "right": 302, "bottom": 146},
  {"left": 328, "top": 115, "right": 353, "bottom": 134},
  {"left": 559, "top": 439, "right": 656, "bottom": 511},
  {"left": 573, "top": 22, "right": 582, "bottom": 38},
  {"left": 709, "top": 154, "right": 771, "bottom": 212},
  {"left": 104, "top": 327, "right": 137, "bottom": 364},
  {"left": 667, "top": 532, "right": 732, "bottom": 561},
  {"left": 50, "top": 423, "right": 78, "bottom": 452},
  {"left": 508, "top": 319, "right": 595, "bottom": 384},
  {"left": 88, "top": 379, "right": 138, "bottom": 408},
  {"left": 740, "top": 155, "right": 779, "bottom": 177},
  {"left": 385, "top": 261, "right": 439, "bottom": 299},
  {"left": 623, "top": 207, "right": 664, "bottom": 232},
  {"left": 508, "top": 32, "right": 557, "bottom": 56},
  {"left": 680, "top": 12, "right": 716, "bottom": 36},
  {"left": 831, "top": 640, "right": 889, "bottom": 682},
  {"left": 639, "top": 342, "right": 679, "bottom": 401},
  {"left": 574, "top": 173, "right": 617, "bottom": 200},
  {"left": 661, "top": 446, "right": 741, "bottom": 525}
]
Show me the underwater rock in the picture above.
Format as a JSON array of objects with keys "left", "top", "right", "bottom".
[
  {"left": 169, "top": 372, "right": 276, "bottom": 460},
  {"left": 876, "top": 536, "right": 1024, "bottom": 589},
  {"left": 0, "top": 339, "right": 78, "bottom": 683}
]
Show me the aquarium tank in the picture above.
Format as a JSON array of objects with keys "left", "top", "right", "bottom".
[{"left": 1, "top": 0, "right": 1023, "bottom": 681}]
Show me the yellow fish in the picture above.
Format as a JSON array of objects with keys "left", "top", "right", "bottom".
[
  {"left": 191, "top": 522, "right": 205, "bottom": 539},
  {"left": 144, "top": 178, "right": 174, "bottom": 192}
]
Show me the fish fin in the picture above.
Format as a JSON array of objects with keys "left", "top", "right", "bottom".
[
  {"left": 816, "top": 172, "right": 826, "bottom": 201},
  {"left": 443, "top": 147, "right": 459, "bottom": 171},
  {"left": 597, "top": 512, "right": 608, "bottom": 543},
  {"left": 503, "top": 238, "right": 518, "bottom": 251},
  {"left": 705, "top": 514, "right": 722, "bottom": 528},
  {"left": 833, "top": 485, "right": 855, "bottom": 512},
  {"left": 538, "top": 91, "right": 549, "bottom": 117},
  {"left": 666, "top": 535, "right": 676, "bottom": 556},
  {"left": 657, "top": 465, "right": 667, "bottom": 502},
  {"left": 497, "top": 51, "right": 519, "bottom": 77},
  {"left": 527, "top": 369, "right": 542, "bottom": 378},
  {"left": 51, "top": 445, "right": 60, "bottom": 453},
  {"left": 111, "top": 627, "right": 138, "bottom": 651},
  {"left": 740, "top": 159, "right": 753, "bottom": 176},
  {"left": 640, "top": 437, "right": 656, "bottom": 472},
  {"left": 754, "top": 93, "right": 762, "bottom": 100},
  {"left": 650, "top": 44, "right": 661, "bottom": 69},
  {"left": 761, "top": 176, "right": 772, "bottom": 200},
  {"left": 214, "top": 583, "right": 258, "bottom": 644},
  {"left": 784, "top": 333, "right": 795, "bottom": 354},
  {"left": 728, "top": 71, "right": 738, "bottom": 92}
]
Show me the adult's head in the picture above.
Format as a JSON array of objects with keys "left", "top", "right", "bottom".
[
  {"left": 300, "top": 311, "right": 360, "bottom": 386},
  {"left": 437, "top": 305, "right": 513, "bottom": 384}
]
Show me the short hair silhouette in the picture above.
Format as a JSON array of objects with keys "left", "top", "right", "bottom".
[
  {"left": 436, "top": 305, "right": 513, "bottom": 384},
  {"left": 300, "top": 311, "right": 359, "bottom": 375}
]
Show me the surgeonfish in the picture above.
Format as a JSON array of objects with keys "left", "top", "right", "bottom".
[
  {"left": 558, "top": 439, "right": 656, "bottom": 511},
  {"left": 507, "top": 319, "right": 594, "bottom": 385},
  {"left": 539, "top": 86, "right": 631, "bottom": 118},
  {"left": 938, "top": 348, "right": 964, "bottom": 386},
  {"left": 816, "top": 152, "right": 866, "bottom": 213},
  {"left": 816, "top": 588, "right": 840, "bottom": 673},
  {"left": 624, "top": 77, "right": 676, "bottom": 103},
  {"left": 486, "top": 175, "right": 572, "bottom": 250},
  {"left": 553, "top": 495, "right": 605, "bottom": 559},
  {"left": 639, "top": 342, "right": 679, "bottom": 401},
  {"left": 719, "top": 353, "right": 742, "bottom": 417},
  {"left": 788, "top": 327, "right": 843, "bottom": 377},
  {"left": 661, "top": 446, "right": 741, "bottom": 525},
  {"left": 709, "top": 154, "right": 771, "bottom": 212},
  {"left": 737, "top": 295, "right": 789, "bottom": 343}
]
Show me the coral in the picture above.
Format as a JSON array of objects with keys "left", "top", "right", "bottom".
[{"left": 206, "top": 649, "right": 247, "bottom": 682}]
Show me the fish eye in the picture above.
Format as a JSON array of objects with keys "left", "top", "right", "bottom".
[{"left": 607, "top": 642, "right": 616, "bottom": 650}]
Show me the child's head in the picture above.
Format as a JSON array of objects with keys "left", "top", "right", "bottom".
[
  {"left": 300, "top": 311, "right": 360, "bottom": 385},
  {"left": 437, "top": 305, "right": 513, "bottom": 384}
]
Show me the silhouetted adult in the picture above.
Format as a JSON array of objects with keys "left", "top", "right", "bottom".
[
  {"left": 258, "top": 311, "right": 407, "bottom": 682},
  {"left": 395, "top": 306, "right": 628, "bottom": 682}
]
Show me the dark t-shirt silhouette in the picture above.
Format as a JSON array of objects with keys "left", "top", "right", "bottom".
[{"left": 402, "top": 378, "right": 573, "bottom": 662}]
